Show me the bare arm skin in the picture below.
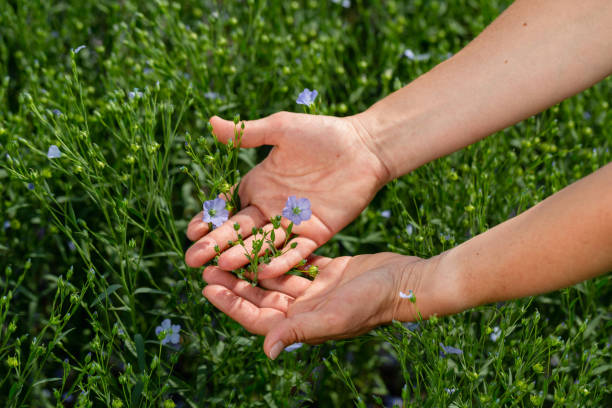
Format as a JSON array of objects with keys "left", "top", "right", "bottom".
[
  {"left": 356, "top": 0, "right": 612, "bottom": 181},
  {"left": 423, "top": 163, "right": 612, "bottom": 320}
]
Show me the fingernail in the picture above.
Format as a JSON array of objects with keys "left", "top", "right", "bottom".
[{"left": 269, "top": 341, "right": 284, "bottom": 360}]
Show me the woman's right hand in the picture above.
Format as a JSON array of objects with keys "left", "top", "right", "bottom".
[{"left": 185, "top": 112, "right": 390, "bottom": 278}]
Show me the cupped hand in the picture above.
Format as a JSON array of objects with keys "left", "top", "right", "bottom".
[
  {"left": 201, "top": 252, "right": 433, "bottom": 360},
  {"left": 185, "top": 112, "right": 389, "bottom": 278}
]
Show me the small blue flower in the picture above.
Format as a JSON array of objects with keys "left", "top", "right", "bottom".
[
  {"left": 68, "top": 241, "right": 76, "bottom": 251},
  {"left": 490, "top": 326, "right": 502, "bottom": 342},
  {"left": 155, "top": 318, "right": 181, "bottom": 345},
  {"left": 331, "top": 0, "right": 350, "bottom": 7},
  {"left": 27, "top": 183, "right": 34, "bottom": 190},
  {"left": 202, "top": 198, "right": 229, "bottom": 228},
  {"left": 404, "top": 49, "right": 430, "bottom": 61},
  {"left": 282, "top": 196, "right": 312, "bottom": 225},
  {"left": 399, "top": 290, "right": 414, "bottom": 300},
  {"left": 403, "top": 322, "right": 420, "bottom": 331},
  {"left": 47, "top": 145, "right": 61, "bottom": 159},
  {"left": 72, "top": 45, "right": 87, "bottom": 54},
  {"left": 445, "top": 388, "right": 457, "bottom": 395},
  {"left": 52, "top": 109, "right": 62, "bottom": 117},
  {"left": 439, "top": 342, "right": 463, "bottom": 357},
  {"left": 296, "top": 88, "right": 318, "bottom": 106},
  {"left": 284, "top": 343, "right": 303, "bottom": 352},
  {"left": 380, "top": 210, "right": 391, "bottom": 219},
  {"left": 405, "top": 224, "right": 414, "bottom": 235},
  {"left": 403, "top": 49, "right": 416, "bottom": 60},
  {"left": 128, "top": 88, "right": 143, "bottom": 99},
  {"left": 3, "top": 221, "right": 10, "bottom": 230}
]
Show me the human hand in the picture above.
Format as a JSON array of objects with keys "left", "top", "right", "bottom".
[
  {"left": 201, "top": 252, "right": 452, "bottom": 360},
  {"left": 185, "top": 112, "right": 390, "bottom": 278}
]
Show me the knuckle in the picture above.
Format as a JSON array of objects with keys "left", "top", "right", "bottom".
[
  {"left": 287, "top": 323, "right": 305, "bottom": 343},
  {"left": 270, "top": 111, "right": 289, "bottom": 129}
]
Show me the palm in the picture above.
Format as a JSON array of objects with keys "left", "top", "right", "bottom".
[
  {"left": 201, "top": 253, "right": 423, "bottom": 356},
  {"left": 185, "top": 112, "right": 388, "bottom": 278}
]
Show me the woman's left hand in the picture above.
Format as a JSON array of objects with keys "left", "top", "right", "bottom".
[{"left": 201, "top": 252, "right": 452, "bottom": 360}]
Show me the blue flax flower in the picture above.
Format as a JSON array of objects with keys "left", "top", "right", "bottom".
[
  {"left": 296, "top": 88, "right": 318, "bottom": 106},
  {"left": 128, "top": 88, "right": 143, "bottom": 99},
  {"left": 72, "top": 45, "right": 87, "bottom": 54},
  {"left": 490, "top": 326, "right": 502, "bottom": 342},
  {"left": 284, "top": 343, "right": 303, "bottom": 352},
  {"left": 282, "top": 196, "right": 312, "bottom": 225},
  {"left": 439, "top": 342, "right": 463, "bottom": 357},
  {"left": 155, "top": 319, "right": 181, "bottom": 345},
  {"left": 399, "top": 290, "right": 414, "bottom": 300},
  {"left": 202, "top": 198, "right": 229, "bottom": 228},
  {"left": 47, "top": 145, "right": 61, "bottom": 159}
]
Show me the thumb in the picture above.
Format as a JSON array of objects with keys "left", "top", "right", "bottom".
[
  {"left": 210, "top": 112, "right": 287, "bottom": 148},
  {"left": 264, "top": 311, "right": 335, "bottom": 360}
]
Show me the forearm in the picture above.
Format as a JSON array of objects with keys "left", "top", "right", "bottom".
[
  {"left": 410, "top": 163, "right": 612, "bottom": 321},
  {"left": 353, "top": 0, "right": 612, "bottom": 181}
]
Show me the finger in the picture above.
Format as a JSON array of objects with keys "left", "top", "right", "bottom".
[
  {"left": 187, "top": 211, "right": 209, "bottom": 241},
  {"left": 258, "top": 274, "right": 312, "bottom": 298},
  {"left": 185, "top": 206, "right": 268, "bottom": 268},
  {"left": 186, "top": 184, "right": 242, "bottom": 243},
  {"left": 264, "top": 310, "right": 341, "bottom": 360},
  {"left": 203, "top": 285, "right": 285, "bottom": 336},
  {"left": 281, "top": 213, "right": 334, "bottom": 247},
  {"left": 203, "top": 266, "right": 294, "bottom": 312},
  {"left": 210, "top": 113, "right": 287, "bottom": 148},
  {"left": 217, "top": 223, "right": 286, "bottom": 271},
  {"left": 257, "top": 236, "right": 319, "bottom": 279},
  {"left": 302, "top": 255, "right": 334, "bottom": 270}
]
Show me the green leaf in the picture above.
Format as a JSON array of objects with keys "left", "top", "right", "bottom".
[
  {"left": 32, "top": 377, "right": 62, "bottom": 387},
  {"left": 592, "top": 364, "right": 612, "bottom": 376},
  {"left": 90, "top": 284, "right": 122, "bottom": 307},
  {"left": 131, "top": 379, "right": 144, "bottom": 407},
  {"left": 134, "top": 287, "right": 167, "bottom": 296},
  {"left": 8, "top": 382, "right": 21, "bottom": 401}
]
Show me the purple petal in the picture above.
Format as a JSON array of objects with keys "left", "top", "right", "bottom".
[
  {"left": 284, "top": 343, "right": 303, "bottom": 352},
  {"left": 282, "top": 206, "right": 293, "bottom": 219},
  {"left": 439, "top": 342, "right": 463, "bottom": 356},
  {"left": 299, "top": 208, "right": 312, "bottom": 222},
  {"left": 47, "top": 145, "right": 61, "bottom": 159},
  {"left": 296, "top": 197, "right": 311, "bottom": 210},
  {"left": 286, "top": 196, "right": 297, "bottom": 208},
  {"left": 212, "top": 198, "right": 226, "bottom": 211},
  {"left": 73, "top": 45, "right": 87, "bottom": 54}
]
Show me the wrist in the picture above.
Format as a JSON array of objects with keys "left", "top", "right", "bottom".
[
  {"left": 350, "top": 89, "right": 446, "bottom": 182},
  {"left": 392, "top": 250, "right": 468, "bottom": 322},
  {"left": 343, "top": 114, "right": 393, "bottom": 186}
]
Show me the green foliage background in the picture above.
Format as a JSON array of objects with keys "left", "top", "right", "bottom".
[{"left": 0, "top": 0, "right": 610, "bottom": 406}]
